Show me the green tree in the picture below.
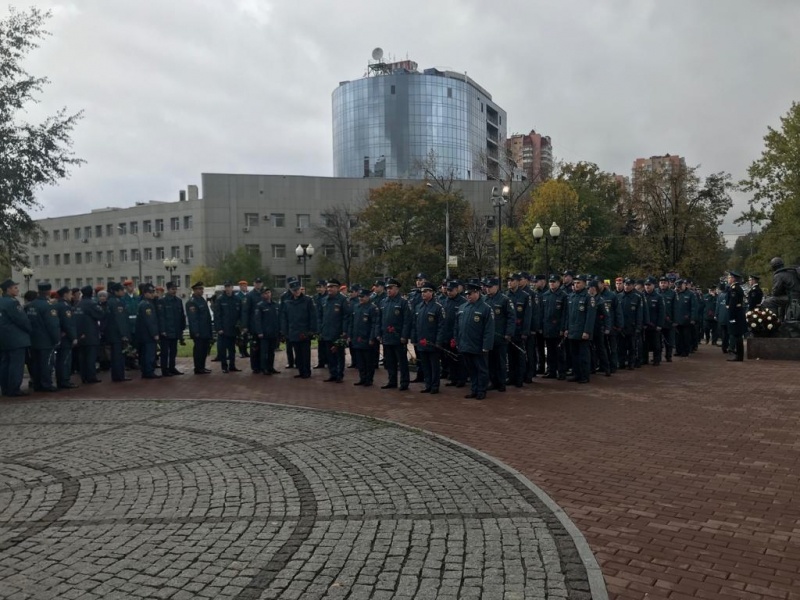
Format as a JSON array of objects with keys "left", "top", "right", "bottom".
[
  {"left": 0, "top": 7, "right": 84, "bottom": 270},
  {"left": 189, "top": 265, "right": 217, "bottom": 287},
  {"left": 212, "top": 247, "right": 270, "bottom": 285},
  {"left": 313, "top": 203, "right": 359, "bottom": 285}
]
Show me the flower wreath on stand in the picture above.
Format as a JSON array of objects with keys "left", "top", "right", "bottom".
[{"left": 746, "top": 307, "right": 781, "bottom": 337}]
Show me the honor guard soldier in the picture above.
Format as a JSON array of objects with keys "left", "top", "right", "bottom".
[
  {"left": 619, "top": 278, "right": 644, "bottom": 368},
  {"left": 410, "top": 280, "right": 446, "bottom": 394},
  {"left": 506, "top": 273, "right": 531, "bottom": 388},
  {"left": 715, "top": 282, "right": 729, "bottom": 354},
  {"left": 319, "top": 278, "right": 351, "bottom": 383},
  {"left": 350, "top": 287, "right": 380, "bottom": 386},
  {"left": 216, "top": 281, "right": 243, "bottom": 373},
  {"left": 485, "top": 277, "right": 515, "bottom": 392},
  {"left": 252, "top": 287, "right": 280, "bottom": 375},
  {"left": 658, "top": 276, "right": 677, "bottom": 362},
  {"left": 747, "top": 275, "right": 764, "bottom": 310},
  {"left": 0, "top": 279, "right": 32, "bottom": 397},
  {"left": 106, "top": 282, "right": 133, "bottom": 382},
  {"left": 642, "top": 277, "right": 665, "bottom": 365},
  {"left": 75, "top": 285, "right": 104, "bottom": 384},
  {"left": 136, "top": 283, "right": 161, "bottom": 379},
  {"left": 519, "top": 272, "right": 539, "bottom": 382},
  {"left": 455, "top": 279, "right": 494, "bottom": 400},
  {"left": 53, "top": 286, "right": 78, "bottom": 388},
  {"left": 186, "top": 282, "right": 213, "bottom": 374},
  {"left": 541, "top": 275, "right": 569, "bottom": 379},
  {"left": 379, "top": 277, "right": 412, "bottom": 391},
  {"left": 725, "top": 271, "right": 747, "bottom": 361},
  {"left": 26, "top": 282, "right": 60, "bottom": 392},
  {"left": 280, "top": 277, "right": 318, "bottom": 379},
  {"left": 157, "top": 281, "right": 186, "bottom": 376},
  {"left": 564, "top": 275, "right": 597, "bottom": 384},
  {"left": 703, "top": 286, "right": 719, "bottom": 345},
  {"left": 673, "top": 279, "right": 696, "bottom": 357}
]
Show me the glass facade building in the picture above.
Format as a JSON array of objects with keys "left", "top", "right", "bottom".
[{"left": 333, "top": 65, "right": 507, "bottom": 180}]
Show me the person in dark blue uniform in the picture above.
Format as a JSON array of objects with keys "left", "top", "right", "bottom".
[
  {"left": 75, "top": 285, "right": 104, "bottom": 384},
  {"left": 642, "top": 277, "right": 665, "bottom": 366},
  {"left": 379, "top": 278, "right": 412, "bottom": 390},
  {"left": 53, "top": 286, "right": 78, "bottom": 388},
  {"left": 136, "top": 283, "right": 161, "bottom": 379},
  {"left": 157, "top": 281, "right": 187, "bottom": 376},
  {"left": 484, "top": 277, "right": 515, "bottom": 392},
  {"left": 726, "top": 271, "right": 747, "bottom": 362},
  {"left": 408, "top": 272, "right": 427, "bottom": 383},
  {"left": 280, "top": 277, "right": 318, "bottom": 379},
  {"left": 506, "top": 273, "right": 531, "bottom": 388},
  {"left": 619, "top": 278, "right": 644, "bottom": 368},
  {"left": 441, "top": 280, "right": 467, "bottom": 388},
  {"left": 186, "top": 282, "right": 213, "bottom": 374},
  {"left": 541, "top": 275, "right": 569, "bottom": 379},
  {"left": 747, "top": 275, "right": 764, "bottom": 311},
  {"left": 26, "top": 282, "right": 60, "bottom": 392},
  {"left": 105, "top": 282, "right": 133, "bottom": 382},
  {"left": 350, "top": 287, "right": 380, "bottom": 386},
  {"left": 588, "top": 280, "right": 611, "bottom": 376},
  {"left": 564, "top": 275, "right": 597, "bottom": 384},
  {"left": 216, "top": 281, "right": 243, "bottom": 373},
  {"left": 658, "top": 276, "right": 677, "bottom": 362},
  {"left": 319, "top": 278, "right": 351, "bottom": 383},
  {"left": 0, "top": 279, "right": 32, "bottom": 397},
  {"left": 715, "top": 282, "right": 729, "bottom": 354},
  {"left": 244, "top": 278, "right": 265, "bottom": 371},
  {"left": 411, "top": 280, "right": 446, "bottom": 394},
  {"left": 455, "top": 280, "right": 494, "bottom": 400},
  {"left": 252, "top": 287, "right": 281, "bottom": 376},
  {"left": 673, "top": 279, "right": 696, "bottom": 357}
]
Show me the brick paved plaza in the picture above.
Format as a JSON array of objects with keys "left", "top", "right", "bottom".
[{"left": 2, "top": 344, "right": 799, "bottom": 599}]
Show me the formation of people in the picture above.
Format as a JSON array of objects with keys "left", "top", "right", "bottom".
[{"left": 1, "top": 265, "right": 761, "bottom": 399}]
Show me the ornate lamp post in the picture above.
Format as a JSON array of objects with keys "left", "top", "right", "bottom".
[
  {"left": 163, "top": 257, "right": 178, "bottom": 284},
  {"left": 532, "top": 222, "right": 561, "bottom": 276},
  {"left": 21, "top": 266, "right": 34, "bottom": 291},
  {"left": 295, "top": 243, "right": 315, "bottom": 285},
  {"left": 490, "top": 185, "right": 510, "bottom": 280}
]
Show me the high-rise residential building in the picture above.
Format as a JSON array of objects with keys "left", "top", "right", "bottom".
[
  {"left": 332, "top": 50, "right": 507, "bottom": 181},
  {"left": 506, "top": 129, "right": 553, "bottom": 183},
  {"left": 631, "top": 154, "right": 686, "bottom": 183}
]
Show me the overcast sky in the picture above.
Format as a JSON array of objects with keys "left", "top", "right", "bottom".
[{"left": 6, "top": 0, "right": 800, "bottom": 238}]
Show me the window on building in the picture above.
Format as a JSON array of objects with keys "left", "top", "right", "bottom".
[
  {"left": 96, "top": 251, "right": 103, "bottom": 263},
  {"left": 391, "top": 85, "right": 396, "bottom": 95},
  {"left": 74, "top": 227, "right": 81, "bottom": 239},
  {"left": 271, "top": 244, "right": 286, "bottom": 259},
  {"left": 245, "top": 213, "right": 259, "bottom": 227},
  {"left": 55, "top": 278, "right": 61, "bottom": 287},
  {"left": 105, "top": 224, "right": 113, "bottom": 237},
  {"left": 97, "top": 277, "right": 104, "bottom": 286},
  {"left": 274, "top": 275, "right": 286, "bottom": 289},
  {"left": 34, "top": 255, "right": 40, "bottom": 267},
  {"left": 63, "top": 228, "right": 70, "bottom": 240},
  {"left": 118, "top": 223, "right": 127, "bottom": 235},
  {"left": 95, "top": 225, "right": 103, "bottom": 238},
  {"left": 131, "top": 249, "right": 140, "bottom": 262},
  {"left": 143, "top": 220, "right": 152, "bottom": 233},
  {"left": 185, "top": 274, "right": 191, "bottom": 289},
  {"left": 245, "top": 244, "right": 260, "bottom": 256},
  {"left": 183, "top": 215, "right": 193, "bottom": 230},
  {"left": 106, "top": 250, "right": 114, "bottom": 263},
  {"left": 145, "top": 275, "right": 153, "bottom": 284},
  {"left": 130, "top": 221, "right": 138, "bottom": 235},
  {"left": 54, "top": 254, "right": 61, "bottom": 266},
  {"left": 53, "top": 230, "right": 61, "bottom": 241},
  {"left": 155, "top": 219, "right": 164, "bottom": 232},
  {"left": 322, "top": 245, "right": 336, "bottom": 258},
  {"left": 144, "top": 248, "right": 153, "bottom": 261},
  {"left": 296, "top": 214, "right": 310, "bottom": 229},
  {"left": 156, "top": 247, "right": 165, "bottom": 260},
  {"left": 447, "top": 87, "right": 452, "bottom": 98},
  {"left": 271, "top": 213, "right": 285, "bottom": 227},
  {"left": 75, "top": 278, "right": 82, "bottom": 287},
  {"left": 156, "top": 275, "right": 165, "bottom": 287},
  {"left": 119, "top": 249, "right": 128, "bottom": 262},
  {"left": 61, "top": 276, "right": 68, "bottom": 286},
  {"left": 83, "top": 226, "right": 92, "bottom": 239},
  {"left": 170, "top": 217, "right": 179, "bottom": 231},
  {"left": 86, "top": 277, "right": 93, "bottom": 286},
  {"left": 85, "top": 252, "right": 92, "bottom": 264},
  {"left": 170, "top": 246, "right": 180, "bottom": 259},
  {"left": 75, "top": 253, "right": 82, "bottom": 265},
  {"left": 184, "top": 245, "right": 194, "bottom": 259},
  {"left": 62, "top": 253, "right": 70, "bottom": 265}
]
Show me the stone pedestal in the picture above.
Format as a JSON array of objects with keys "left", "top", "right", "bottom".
[{"left": 747, "top": 336, "right": 800, "bottom": 361}]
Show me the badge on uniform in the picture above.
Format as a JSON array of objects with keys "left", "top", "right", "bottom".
[
  {"left": 189, "top": 306, "right": 196, "bottom": 312},
  {"left": 146, "top": 309, "right": 152, "bottom": 315},
  {"left": 474, "top": 315, "right": 481, "bottom": 322},
  {"left": 516, "top": 306, "right": 523, "bottom": 312},
  {"left": 334, "top": 305, "right": 340, "bottom": 312},
  {"left": 494, "top": 308, "right": 501, "bottom": 314},
  {"left": 66, "top": 310, "right": 72, "bottom": 317},
  {"left": 579, "top": 305, "right": 585, "bottom": 312},
  {"left": 428, "top": 315, "right": 434, "bottom": 322},
  {"left": 394, "top": 308, "right": 400, "bottom": 315},
  {"left": 363, "top": 316, "right": 368, "bottom": 322},
  {"left": 50, "top": 309, "right": 57, "bottom": 316}
]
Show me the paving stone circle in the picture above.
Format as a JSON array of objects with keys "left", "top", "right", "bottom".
[{"left": 0, "top": 400, "right": 596, "bottom": 599}]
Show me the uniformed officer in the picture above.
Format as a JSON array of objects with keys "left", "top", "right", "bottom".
[
  {"left": 53, "top": 286, "right": 78, "bottom": 388},
  {"left": 532, "top": 274, "right": 548, "bottom": 375},
  {"left": 441, "top": 280, "right": 467, "bottom": 388},
  {"left": 252, "top": 287, "right": 280, "bottom": 375},
  {"left": 703, "top": 286, "right": 719, "bottom": 345},
  {"left": 518, "top": 272, "right": 538, "bottom": 382},
  {"left": 312, "top": 279, "right": 328, "bottom": 368},
  {"left": 407, "top": 273, "right": 427, "bottom": 383},
  {"left": 506, "top": 273, "right": 531, "bottom": 388},
  {"left": 379, "top": 277, "right": 412, "bottom": 390},
  {"left": 658, "top": 276, "right": 677, "bottom": 362},
  {"left": 280, "top": 277, "right": 318, "bottom": 379},
  {"left": 598, "top": 279, "right": 623, "bottom": 372},
  {"left": 619, "top": 278, "right": 644, "bottom": 368},
  {"left": 106, "top": 282, "right": 133, "bottom": 382},
  {"left": 726, "top": 271, "right": 747, "bottom": 361},
  {"left": 541, "top": 275, "right": 569, "bottom": 379},
  {"left": 715, "top": 282, "right": 729, "bottom": 354},
  {"left": 26, "top": 282, "right": 60, "bottom": 392},
  {"left": 673, "top": 279, "right": 696, "bottom": 357},
  {"left": 74, "top": 285, "right": 104, "bottom": 384},
  {"left": 186, "top": 282, "right": 213, "bottom": 374},
  {"left": 588, "top": 280, "right": 611, "bottom": 376},
  {"left": 216, "top": 281, "right": 243, "bottom": 373},
  {"left": 411, "top": 280, "right": 446, "bottom": 394},
  {"left": 747, "top": 275, "right": 764, "bottom": 310},
  {"left": 157, "top": 281, "right": 186, "bottom": 376},
  {"left": 455, "top": 279, "right": 494, "bottom": 400},
  {"left": 235, "top": 280, "right": 251, "bottom": 358},
  {"left": 350, "top": 287, "right": 380, "bottom": 386},
  {"left": 244, "top": 278, "right": 265, "bottom": 371},
  {"left": 564, "top": 275, "right": 597, "bottom": 383},
  {"left": 136, "top": 283, "right": 161, "bottom": 379},
  {"left": 0, "top": 279, "right": 32, "bottom": 397},
  {"left": 319, "top": 278, "right": 351, "bottom": 383},
  {"left": 121, "top": 279, "right": 138, "bottom": 335},
  {"left": 484, "top": 277, "right": 515, "bottom": 392},
  {"left": 642, "top": 277, "right": 665, "bottom": 366}
]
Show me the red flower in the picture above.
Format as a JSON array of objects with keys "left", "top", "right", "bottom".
[
  {"left": 357, "top": 337, "right": 363, "bottom": 343},
  {"left": 419, "top": 338, "right": 427, "bottom": 347},
  {"left": 387, "top": 325, "right": 396, "bottom": 333}
]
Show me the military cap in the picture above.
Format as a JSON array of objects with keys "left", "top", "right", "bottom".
[
  {"left": 587, "top": 280, "right": 601, "bottom": 290},
  {"left": 574, "top": 274, "right": 589, "bottom": 282},
  {"left": 465, "top": 280, "right": 482, "bottom": 292},
  {"left": 223, "top": 280, "right": 234, "bottom": 287},
  {"left": 358, "top": 287, "right": 371, "bottom": 297},
  {"left": 748, "top": 274, "right": 760, "bottom": 281},
  {"left": 615, "top": 276, "right": 624, "bottom": 283},
  {"left": 415, "top": 272, "right": 428, "bottom": 280},
  {"left": 658, "top": 276, "right": 668, "bottom": 282},
  {"left": 81, "top": 285, "right": 94, "bottom": 297},
  {"left": 56, "top": 286, "right": 70, "bottom": 296},
  {"left": 666, "top": 273, "right": 677, "bottom": 281},
  {"left": 485, "top": 277, "right": 501, "bottom": 287},
  {"left": 623, "top": 277, "right": 635, "bottom": 285},
  {"left": 327, "top": 278, "right": 341, "bottom": 287},
  {"left": 142, "top": 283, "right": 155, "bottom": 294},
  {"left": 316, "top": 279, "right": 327, "bottom": 286},
  {"left": 674, "top": 278, "right": 685, "bottom": 285},
  {"left": 727, "top": 270, "right": 742, "bottom": 279},
  {"left": 191, "top": 281, "right": 204, "bottom": 289},
  {"left": 563, "top": 270, "right": 575, "bottom": 277},
  {"left": 253, "top": 277, "right": 262, "bottom": 283},
  {"left": 287, "top": 277, "right": 300, "bottom": 289},
  {"left": 166, "top": 281, "right": 177, "bottom": 289},
  {"left": 384, "top": 277, "right": 400, "bottom": 287},
  {"left": 373, "top": 279, "right": 385, "bottom": 287},
  {"left": 445, "top": 280, "right": 460, "bottom": 291},
  {"left": 508, "top": 272, "right": 522, "bottom": 281},
  {"left": 645, "top": 277, "right": 658, "bottom": 285},
  {"left": 548, "top": 274, "right": 561, "bottom": 282},
  {"left": 37, "top": 282, "right": 52, "bottom": 292},
  {"left": 535, "top": 274, "right": 547, "bottom": 281},
  {"left": 520, "top": 271, "right": 531, "bottom": 280},
  {"left": 0, "top": 279, "right": 17, "bottom": 291},
  {"left": 350, "top": 284, "right": 362, "bottom": 293},
  {"left": 419, "top": 280, "right": 435, "bottom": 292},
  {"left": 155, "top": 285, "right": 165, "bottom": 292}
]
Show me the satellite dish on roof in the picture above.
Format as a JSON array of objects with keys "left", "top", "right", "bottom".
[{"left": 372, "top": 47, "right": 384, "bottom": 61}]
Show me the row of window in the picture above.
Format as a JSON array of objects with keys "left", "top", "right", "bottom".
[
  {"left": 48, "top": 216, "right": 193, "bottom": 242},
  {"left": 39, "top": 275, "right": 190, "bottom": 290},
  {"left": 32, "top": 246, "right": 194, "bottom": 267},
  {"left": 242, "top": 212, "right": 311, "bottom": 229}
]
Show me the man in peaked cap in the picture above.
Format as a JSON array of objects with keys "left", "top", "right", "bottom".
[
  {"left": 26, "top": 282, "right": 60, "bottom": 392},
  {"left": 379, "top": 277, "right": 412, "bottom": 391},
  {"left": 136, "top": 283, "right": 161, "bottom": 379},
  {"left": 747, "top": 274, "right": 763, "bottom": 310},
  {"left": 186, "top": 282, "right": 213, "bottom": 375},
  {"left": 725, "top": 270, "right": 746, "bottom": 361},
  {"left": 313, "top": 279, "right": 328, "bottom": 369},
  {"left": 281, "top": 275, "right": 318, "bottom": 379},
  {"left": 0, "top": 279, "right": 32, "bottom": 396},
  {"left": 158, "top": 280, "right": 187, "bottom": 376},
  {"left": 54, "top": 286, "right": 78, "bottom": 389},
  {"left": 319, "top": 278, "right": 350, "bottom": 383},
  {"left": 243, "top": 278, "right": 265, "bottom": 371},
  {"left": 75, "top": 285, "right": 105, "bottom": 384},
  {"left": 456, "top": 279, "right": 494, "bottom": 400}
]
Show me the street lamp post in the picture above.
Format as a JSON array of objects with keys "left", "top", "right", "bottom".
[
  {"left": 21, "top": 266, "right": 33, "bottom": 291},
  {"left": 163, "top": 257, "right": 178, "bottom": 284},
  {"left": 295, "top": 243, "right": 315, "bottom": 284},
  {"left": 119, "top": 226, "right": 143, "bottom": 284},
  {"left": 426, "top": 183, "right": 451, "bottom": 279},
  {"left": 532, "top": 222, "right": 561, "bottom": 276},
  {"left": 490, "top": 185, "right": 510, "bottom": 280}
]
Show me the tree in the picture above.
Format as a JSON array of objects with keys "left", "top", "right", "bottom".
[
  {"left": 313, "top": 203, "right": 359, "bottom": 285},
  {"left": 0, "top": 7, "right": 84, "bottom": 271},
  {"left": 189, "top": 265, "right": 217, "bottom": 287},
  {"left": 212, "top": 247, "right": 270, "bottom": 285}
]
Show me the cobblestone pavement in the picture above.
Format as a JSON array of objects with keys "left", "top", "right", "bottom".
[{"left": 0, "top": 400, "right": 599, "bottom": 600}]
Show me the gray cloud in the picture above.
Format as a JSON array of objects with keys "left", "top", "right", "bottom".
[{"left": 6, "top": 0, "right": 800, "bottom": 238}]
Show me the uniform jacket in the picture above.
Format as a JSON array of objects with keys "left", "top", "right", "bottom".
[
  {"left": 506, "top": 288, "right": 531, "bottom": 337},
  {"left": 136, "top": 298, "right": 160, "bottom": 344},
  {"left": 485, "top": 292, "right": 515, "bottom": 346},
  {"left": 0, "top": 296, "right": 31, "bottom": 351},
  {"left": 541, "top": 288, "right": 569, "bottom": 338},
  {"left": 215, "top": 293, "right": 242, "bottom": 336},
  {"left": 566, "top": 288, "right": 597, "bottom": 340},
  {"left": 252, "top": 299, "right": 280, "bottom": 339},
  {"left": 105, "top": 295, "right": 132, "bottom": 343},
  {"left": 674, "top": 290, "right": 697, "bottom": 326},
  {"left": 619, "top": 290, "right": 644, "bottom": 334},
  {"left": 747, "top": 284, "right": 763, "bottom": 310},
  {"left": 280, "top": 293, "right": 318, "bottom": 342},
  {"left": 349, "top": 300, "right": 380, "bottom": 350},
  {"left": 27, "top": 297, "right": 60, "bottom": 350},
  {"left": 411, "top": 299, "right": 446, "bottom": 352},
  {"left": 529, "top": 289, "right": 543, "bottom": 334},
  {"left": 644, "top": 290, "right": 665, "bottom": 330},
  {"left": 157, "top": 294, "right": 186, "bottom": 339},
  {"left": 726, "top": 282, "right": 747, "bottom": 336},
  {"left": 75, "top": 298, "right": 105, "bottom": 347},
  {"left": 455, "top": 299, "right": 494, "bottom": 354},
  {"left": 55, "top": 298, "right": 77, "bottom": 346},
  {"left": 440, "top": 294, "right": 467, "bottom": 347},
  {"left": 715, "top": 291, "right": 729, "bottom": 324},
  {"left": 379, "top": 294, "right": 412, "bottom": 344},
  {"left": 186, "top": 295, "right": 213, "bottom": 339},
  {"left": 593, "top": 294, "right": 609, "bottom": 337},
  {"left": 319, "top": 293, "right": 351, "bottom": 341},
  {"left": 242, "top": 287, "right": 263, "bottom": 330},
  {"left": 658, "top": 288, "right": 677, "bottom": 328},
  {"left": 601, "top": 287, "right": 624, "bottom": 332},
  {"left": 703, "top": 293, "right": 718, "bottom": 321}
]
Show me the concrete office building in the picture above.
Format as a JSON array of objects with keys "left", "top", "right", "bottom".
[
  {"left": 15, "top": 174, "right": 499, "bottom": 293},
  {"left": 333, "top": 50, "right": 507, "bottom": 181},
  {"left": 506, "top": 129, "right": 553, "bottom": 183}
]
